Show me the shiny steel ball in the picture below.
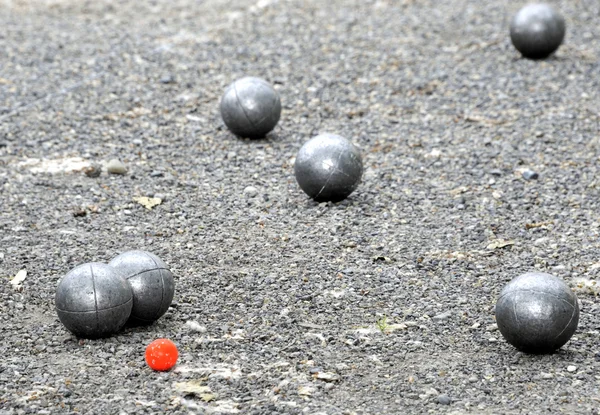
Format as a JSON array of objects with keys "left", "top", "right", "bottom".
[
  {"left": 55, "top": 263, "right": 133, "bottom": 338},
  {"left": 109, "top": 250, "right": 174, "bottom": 324},
  {"left": 510, "top": 3, "right": 565, "bottom": 59},
  {"left": 495, "top": 272, "right": 579, "bottom": 354},
  {"left": 294, "top": 133, "right": 363, "bottom": 202},
  {"left": 220, "top": 77, "right": 281, "bottom": 139}
]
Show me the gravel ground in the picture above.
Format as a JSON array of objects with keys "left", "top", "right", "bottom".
[{"left": 1, "top": 0, "right": 600, "bottom": 413}]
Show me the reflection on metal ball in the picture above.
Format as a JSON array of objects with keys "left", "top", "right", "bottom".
[
  {"left": 55, "top": 262, "right": 133, "bottom": 338},
  {"left": 510, "top": 3, "right": 565, "bottom": 59},
  {"left": 294, "top": 133, "right": 363, "bottom": 202},
  {"left": 220, "top": 77, "right": 281, "bottom": 139},
  {"left": 109, "top": 250, "right": 174, "bottom": 324},
  {"left": 496, "top": 272, "right": 579, "bottom": 354}
]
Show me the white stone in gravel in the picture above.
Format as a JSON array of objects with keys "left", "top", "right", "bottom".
[
  {"left": 174, "top": 364, "right": 242, "bottom": 380},
  {"left": 185, "top": 320, "right": 207, "bottom": 333},
  {"left": 325, "top": 289, "right": 346, "bottom": 298},
  {"left": 10, "top": 269, "right": 27, "bottom": 289},
  {"left": 425, "top": 148, "right": 441, "bottom": 158},
  {"left": 488, "top": 337, "right": 498, "bottom": 343},
  {"left": 314, "top": 372, "right": 340, "bottom": 382},
  {"left": 432, "top": 310, "right": 452, "bottom": 321},
  {"left": 355, "top": 327, "right": 379, "bottom": 335},
  {"left": 243, "top": 186, "right": 258, "bottom": 197},
  {"left": 541, "top": 372, "right": 554, "bottom": 379},
  {"left": 486, "top": 324, "right": 498, "bottom": 332},
  {"left": 419, "top": 388, "right": 439, "bottom": 400},
  {"left": 255, "top": 0, "right": 278, "bottom": 9},
  {"left": 298, "top": 385, "right": 315, "bottom": 396},
  {"left": 106, "top": 159, "right": 127, "bottom": 174},
  {"left": 567, "top": 365, "right": 577, "bottom": 373},
  {"left": 19, "top": 157, "right": 91, "bottom": 174},
  {"left": 368, "top": 355, "right": 384, "bottom": 365},
  {"left": 223, "top": 329, "right": 245, "bottom": 340}
]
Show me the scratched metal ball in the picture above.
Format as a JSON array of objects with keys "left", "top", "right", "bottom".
[
  {"left": 294, "top": 133, "right": 363, "bottom": 202},
  {"left": 510, "top": 3, "right": 565, "bottom": 59},
  {"left": 55, "top": 263, "right": 133, "bottom": 338},
  {"left": 220, "top": 77, "right": 281, "bottom": 139},
  {"left": 496, "top": 272, "right": 579, "bottom": 354},
  {"left": 109, "top": 250, "right": 174, "bottom": 324}
]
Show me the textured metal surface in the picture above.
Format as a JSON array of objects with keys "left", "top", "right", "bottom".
[
  {"left": 496, "top": 272, "right": 579, "bottom": 354},
  {"left": 55, "top": 262, "right": 133, "bottom": 338},
  {"left": 220, "top": 77, "right": 281, "bottom": 138},
  {"left": 294, "top": 133, "right": 363, "bottom": 202},
  {"left": 109, "top": 250, "right": 175, "bottom": 324},
  {"left": 510, "top": 3, "right": 565, "bottom": 59}
]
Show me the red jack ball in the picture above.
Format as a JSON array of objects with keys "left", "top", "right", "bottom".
[{"left": 145, "top": 338, "right": 178, "bottom": 371}]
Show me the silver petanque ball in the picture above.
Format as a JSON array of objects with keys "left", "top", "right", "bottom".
[
  {"left": 109, "top": 250, "right": 174, "bottom": 324},
  {"left": 294, "top": 133, "right": 363, "bottom": 203},
  {"left": 510, "top": 3, "right": 565, "bottom": 59},
  {"left": 220, "top": 77, "right": 281, "bottom": 139},
  {"left": 55, "top": 263, "right": 133, "bottom": 338},
  {"left": 495, "top": 272, "right": 579, "bottom": 354}
]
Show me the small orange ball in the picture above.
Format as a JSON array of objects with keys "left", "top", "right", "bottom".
[{"left": 145, "top": 338, "right": 178, "bottom": 371}]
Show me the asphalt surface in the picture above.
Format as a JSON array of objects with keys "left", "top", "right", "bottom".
[{"left": 1, "top": 0, "right": 600, "bottom": 414}]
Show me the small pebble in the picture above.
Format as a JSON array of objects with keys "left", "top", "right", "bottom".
[
  {"left": 432, "top": 310, "right": 452, "bottom": 321},
  {"left": 160, "top": 74, "right": 175, "bottom": 84},
  {"left": 315, "top": 372, "right": 340, "bottom": 382},
  {"left": 150, "top": 170, "right": 164, "bottom": 178},
  {"left": 153, "top": 193, "right": 167, "bottom": 201},
  {"left": 244, "top": 186, "right": 258, "bottom": 198},
  {"left": 567, "top": 365, "right": 577, "bottom": 373},
  {"left": 106, "top": 159, "right": 127, "bottom": 175},
  {"left": 184, "top": 320, "right": 207, "bottom": 333},
  {"left": 522, "top": 169, "right": 539, "bottom": 180},
  {"left": 83, "top": 164, "right": 101, "bottom": 178},
  {"left": 437, "top": 394, "right": 451, "bottom": 405}
]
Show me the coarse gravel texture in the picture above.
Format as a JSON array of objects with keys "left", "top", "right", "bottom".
[{"left": 1, "top": 0, "right": 600, "bottom": 414}]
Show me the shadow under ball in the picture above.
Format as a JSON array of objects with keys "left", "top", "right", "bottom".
[
  {"left": 55, "top": 263, "right": 133, "bottom": 338},
  {"left": 220, "top": 77, "right": 281, "bottom": 139},
  {"left": 495, "top": 272, "right": 579, "bottom": 354},
  {"left": 109, "top": 250, "right": 174, "bottom": 324},
  {"left": 510, "top": 3, "right": 565, "bottom": 59},
  {"left": 294, "top": 133, "right": 363, "bottom": 202}
]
